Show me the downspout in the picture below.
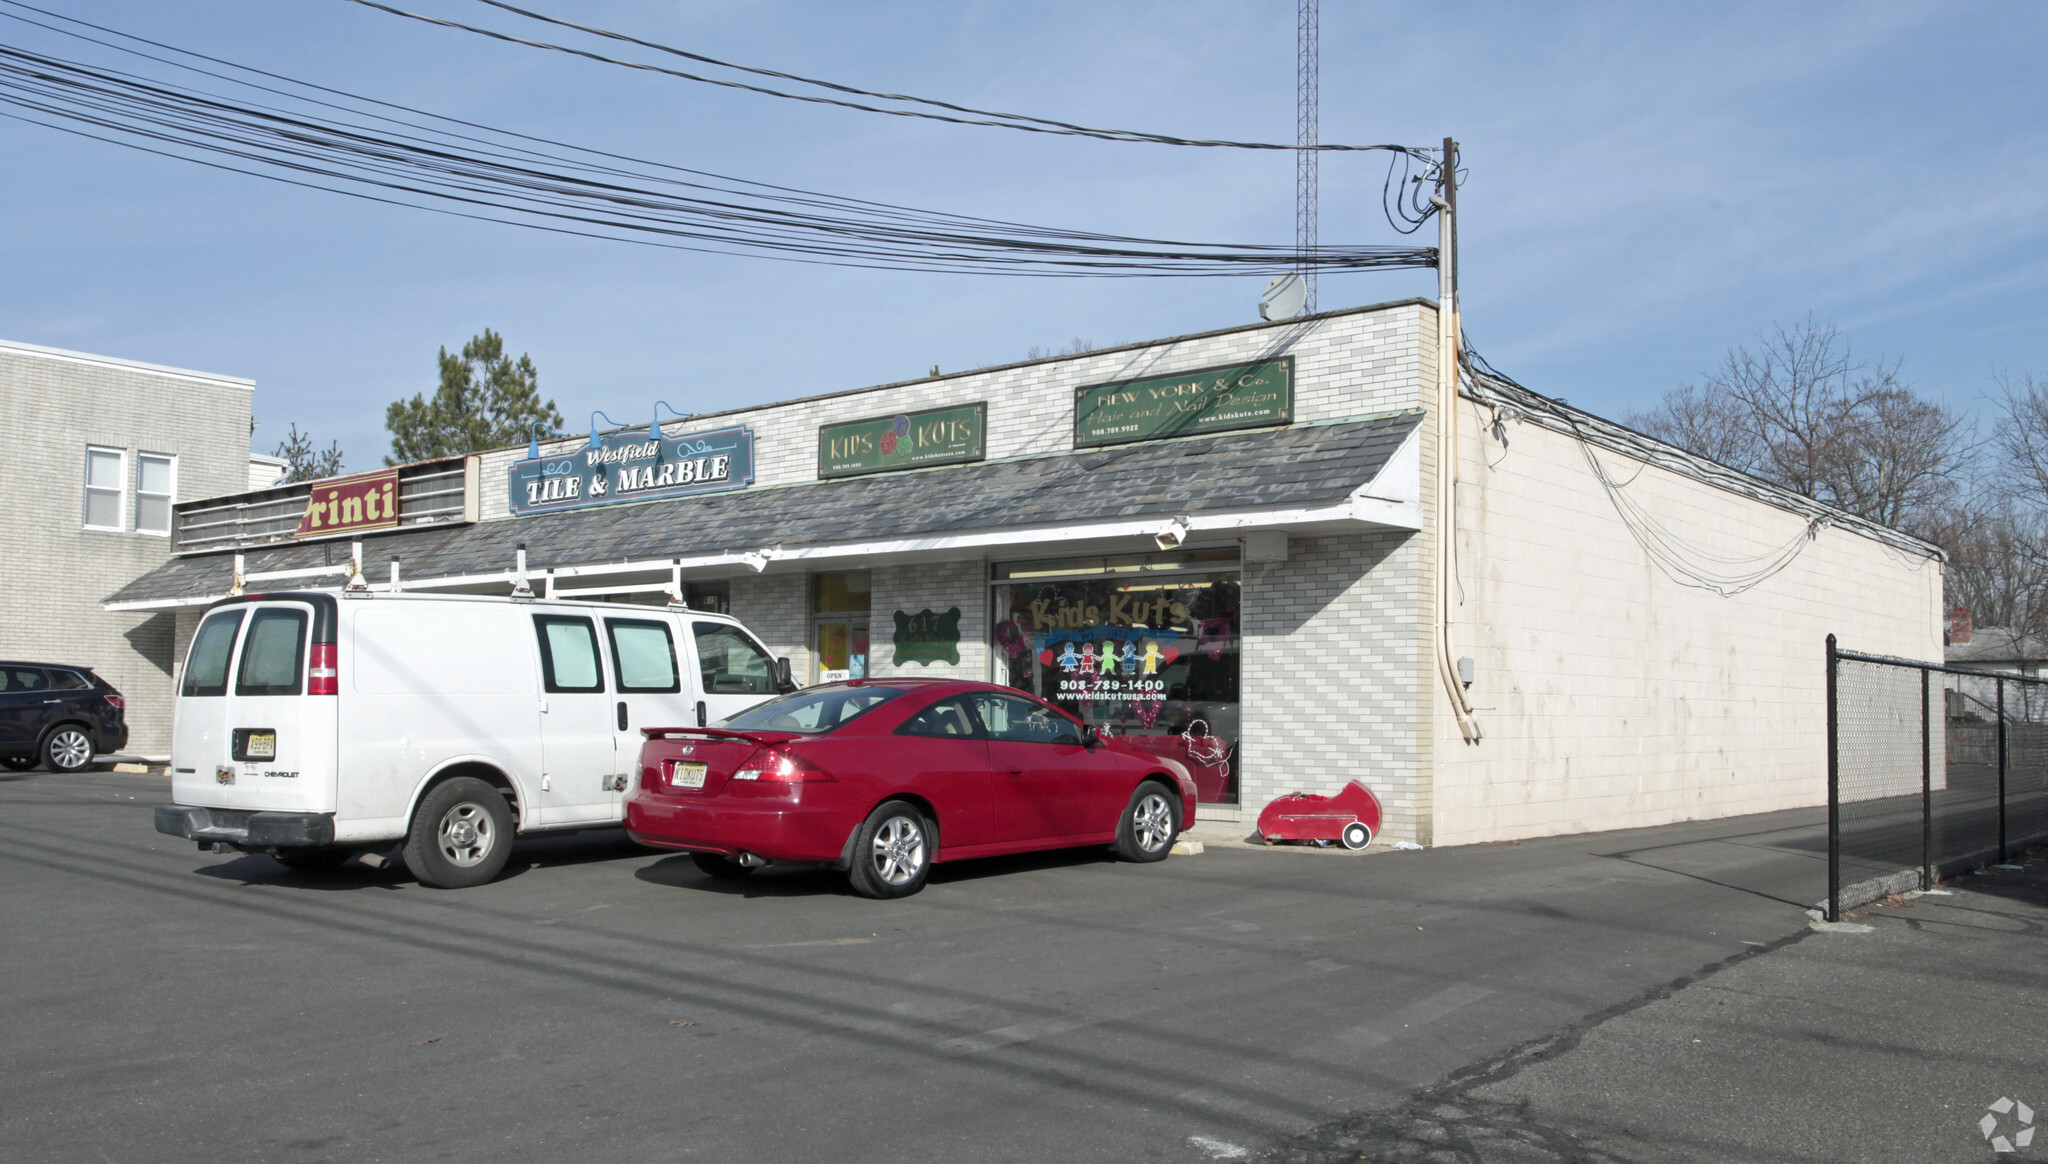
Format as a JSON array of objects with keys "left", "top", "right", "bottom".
[{"left": 1434, "top": 141, "right": 1482, "bottom": 743}]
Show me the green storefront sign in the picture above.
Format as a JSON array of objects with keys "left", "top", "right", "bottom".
[
  {"left": 1073, "top": 357, "right": 1294, "bottom": 448},
  {"left": 818, "top": 403, "right": 987, "bottom": 479},
  {"left": 892, "top": 607, "right": 962, "bottom": 666}
]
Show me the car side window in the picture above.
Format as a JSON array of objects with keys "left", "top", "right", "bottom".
[
  {"left": 182, "top": 610, "right": 244, "bottom": 697},
  {"left": 2, "top": 668, "right": 47, "bottom": 693},
  {"left": 48, "top": 670, "right": 89, "bottom": 691},
  {"left": 236, "top": 608, "right": 308, "bottom": 697},
  {"left": 693, "top": 622, "right": 776, "bottom": 695},
  {"left": 970, "top": 693, "right": 1084, "bottom": 745},
  {"left": 897, "top": 696, "right": 981, "bottom": 739},
  {"left": 606, "top": 619, "right": 680, "bottom": 694},
  {"left": 534, "top": 615, "right": 605, "bottom": 694}
]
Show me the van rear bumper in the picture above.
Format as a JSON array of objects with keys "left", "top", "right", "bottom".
[{"left": 155, "top": 805, "right": 336, "bottom": 848}]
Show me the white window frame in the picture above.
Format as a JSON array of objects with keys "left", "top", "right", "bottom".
[
  {"left": 83, "top": 446, "right": 127, "bottom": 532},
  {"left": 135, "top": 451, "right": 177, "bottom": 537}
]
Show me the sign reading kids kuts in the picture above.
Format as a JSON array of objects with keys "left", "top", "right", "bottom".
[
  {"left": 508, "top": 425, "right": 755, "bottom": 516},
  {"left": 295, "top": 468, "right": 400, "bottom": 539},
  {"left": 818, "top": 404, "right": 986, "bottom": 479},
  {"left": 1073, "top": 357, "right": 1293, "bottom": 448}
]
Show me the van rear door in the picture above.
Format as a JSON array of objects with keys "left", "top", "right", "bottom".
[{"left": 170, "top": 599, "right": 338, "bottom": 815}]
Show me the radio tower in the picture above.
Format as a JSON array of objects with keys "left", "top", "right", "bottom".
[{"left": 1296, "top": 0, "right": 1318, "bottom": 313}]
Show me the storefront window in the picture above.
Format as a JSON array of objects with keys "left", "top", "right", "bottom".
[
  {"left": 812, "top": 570, "right": 871, "bottom": 682},
  {"left": 992, "top": 554, "right": 1241, "bottom": 805}
]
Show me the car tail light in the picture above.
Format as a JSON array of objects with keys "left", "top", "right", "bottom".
[
  {"left": 104, "top": 693, "right": 125, "bottom": 710},
  {"left": 731, "top": 748, "right": 835, "bottom": 783},
  {"left": 307, "top": 643, "right": 339, "bottom": 695}
]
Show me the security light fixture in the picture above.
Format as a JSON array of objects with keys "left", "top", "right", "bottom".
[
  {"left": 649, "top": 400, "right": 692, "bottom": 440},
  {"left": 588, "top": 410, "right": 628, "bottom": 451},
  {"left": 1154, "top": 517, "right": 1191, "bottom": 551}
]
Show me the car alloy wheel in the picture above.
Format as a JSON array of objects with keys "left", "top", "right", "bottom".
[
  {"left": 44, "top": 729, "right": 92, "bottom": 772},
  {"left": 1131, "top": 791, "right": 1174, "bottom": 853},
  {"left": 437, "top": 801, "right": 497, "bottom": 868},
  {"left": 869, "top": 814, "right": 926, "bottom": 886}
]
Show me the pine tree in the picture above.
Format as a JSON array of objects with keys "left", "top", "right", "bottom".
[
  {"left": 385, "top": 329, "right": 563, "bottom": 464},
  {"left": 273, "top": 423, "right": 346, "bottom": 484}
]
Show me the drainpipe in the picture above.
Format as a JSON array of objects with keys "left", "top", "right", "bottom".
[{"left": 1434, "top": 137, "right": 1481, "bottom": 744}]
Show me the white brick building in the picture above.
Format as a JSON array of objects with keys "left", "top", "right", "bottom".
[
  {"left": 108, "top": 299, "right": 1942, "bottom": 844},
  {"left": 1, "top": 339, "right": 259, "bottom": 757}
]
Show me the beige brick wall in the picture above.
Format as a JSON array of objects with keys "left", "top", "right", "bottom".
[
  {"left": 1431, "top": 391, "right": 1945, "bottom": 845},
  {"left": 0, "top": 341, "right": 254, "bottom": 756},
  {"left": 476, "top": 303, "right": 1434, "bottom": 520},
  {"left": 868, "top": 561, "right": 988, "bottom": 682}
]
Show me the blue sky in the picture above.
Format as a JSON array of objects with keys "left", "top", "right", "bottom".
[{"left": 3, "top": 1, "right": 2043, "bottom": 470}]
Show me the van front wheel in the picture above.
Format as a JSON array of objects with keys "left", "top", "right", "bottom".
[{"left": 404, "top": 777, "right": 513, "bottom": 889}]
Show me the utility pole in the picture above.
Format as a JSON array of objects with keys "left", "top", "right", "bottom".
[
  {"left": 1296, "top": 0, "right": 1318, "bottom": 313},
  {"left": 1433, "top": 136, "right": 1480, "bottom": 743}
]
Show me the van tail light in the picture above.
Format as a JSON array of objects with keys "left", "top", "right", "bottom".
[
  {"left": 104, "top": 693, "right": 125, "bottom": 711},
  {"left": 307, "top": 643, "right": 339, "bottom": 695},
  {"left": 731, "top": 748, "right": 835, "bottom": 783}
]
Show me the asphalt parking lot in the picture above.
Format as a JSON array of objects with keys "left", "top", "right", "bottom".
[{"left": 3, "top": 768, "right": 1843, "bottom": 1163}]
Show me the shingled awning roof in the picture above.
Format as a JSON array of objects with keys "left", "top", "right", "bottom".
[{"left": 106, "top": 411, "right": 1423, "bottom": 610}]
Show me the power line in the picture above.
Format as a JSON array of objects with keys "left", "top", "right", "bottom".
[
  {"left": 343, "top": 0, "right": 1425, "bottom": 158},
  {"left": 0, "top": 11, "right": 1438, "bottom": 278}
]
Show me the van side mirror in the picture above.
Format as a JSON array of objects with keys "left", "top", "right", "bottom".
[{"left": 775, "top": 657, "right": 796, "bottom": 692}]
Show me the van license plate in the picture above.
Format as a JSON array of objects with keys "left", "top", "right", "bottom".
[
  {"left": 671, "top": 762, "right": 707, "bottom": 789},
  {"left": 245, "top": 732, "right": 276, "bottom": 760}
]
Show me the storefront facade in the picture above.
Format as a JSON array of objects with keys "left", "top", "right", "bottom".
[{"left": 109, "top": 296, "right": 1944, "bottom": 845}]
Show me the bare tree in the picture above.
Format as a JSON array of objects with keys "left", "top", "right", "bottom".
[
  {"left": 1926, "top": 500, "right": 2048, "bottom": 643},
  {"left": 1627, "top": 317, "right": 1972, "bottom": 536}
]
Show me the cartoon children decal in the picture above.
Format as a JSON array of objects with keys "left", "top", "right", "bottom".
[
  {"left": 1079, "top": 644, "right": 1097, "bottom": 676},
  {"left": 1055, "top": 641, "right": 1081, "bottom": 672},
  {"left": 1121, "top": 640, "right": 1140, "bottom": 677},
  {"left": 1140, "top": 639, "right": 1162, "bottom": 675}
]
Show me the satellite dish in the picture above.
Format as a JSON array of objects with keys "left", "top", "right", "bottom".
[{"left": 1259, "top": 272, "right": 1307, "bottom": 321}]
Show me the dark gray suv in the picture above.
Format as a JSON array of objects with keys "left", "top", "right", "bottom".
[{"left": 0, "top": 662, "right": 128, "bottom": 773}]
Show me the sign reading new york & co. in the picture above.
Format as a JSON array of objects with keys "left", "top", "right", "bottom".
[
  {"left": 509, "top": 425, "right": 755, "bottom": 516},
  {"left": 818, "top": 403, "right": 986, "bottom": 479},
  {"left": 1073, "top": 357, "right": 1293, "bottom": 448}
]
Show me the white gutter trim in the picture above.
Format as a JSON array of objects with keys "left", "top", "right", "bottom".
[{"left": 106, "top": 483, "right": 1424, "bottom": 613}]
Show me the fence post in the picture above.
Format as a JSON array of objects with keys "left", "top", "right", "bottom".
[
  {"left": 1921, "top": 668, "right": 1932, "bottom": 890},
  {"left": 1826, "top": 634, "right": 1840, "bottom": 922},
  {"left": 1997, "top": 677, "right": 2009, "bottom": 864}
]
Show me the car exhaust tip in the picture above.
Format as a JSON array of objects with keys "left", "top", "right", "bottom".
[{"left": 736, "top": 852, "right": 769, "bottom": 869}]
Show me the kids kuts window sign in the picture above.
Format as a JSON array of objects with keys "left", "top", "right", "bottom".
[
  {"left": 508, "top": 425, "right": 755, "bottom": 516},
  {"left": 1073, "top": 356, "right": 1293, "bottom": 448}
]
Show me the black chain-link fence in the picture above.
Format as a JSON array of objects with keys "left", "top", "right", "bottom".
[{"left": 1828, "top": 635, "right": 2048, "bottom": 919}]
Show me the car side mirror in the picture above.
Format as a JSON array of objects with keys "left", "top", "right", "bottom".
[
  {"left": 775, "top": 657, "right": 796, "bottom": 692},
  {"left": 1080, "top": 723, "right": 1100, "bottom": 747}
]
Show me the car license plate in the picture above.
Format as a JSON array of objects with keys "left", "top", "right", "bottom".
[{"left": 670, "top": 761, "right": 708, "bottom": 789}]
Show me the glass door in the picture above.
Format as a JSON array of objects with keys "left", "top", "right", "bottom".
[{"left": 811, "top": 570, "right": 871, "bottom": 683}]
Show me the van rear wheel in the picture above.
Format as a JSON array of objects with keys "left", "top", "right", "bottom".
[{"left": 404, "top": 777, "right": 513, "bottom": 889}]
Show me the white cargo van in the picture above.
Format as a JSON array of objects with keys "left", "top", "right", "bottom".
[{"left": 153, "top": 591, "right": 794, "bottom": 887}]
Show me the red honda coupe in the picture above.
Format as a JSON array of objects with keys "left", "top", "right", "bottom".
[{"left": 624, "top": 678, "right": 1197, "bottom": 898}]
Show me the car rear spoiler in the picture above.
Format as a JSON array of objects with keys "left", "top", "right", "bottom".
[{"left": 640, "top": 726, "right": 787, "bottom": 746}]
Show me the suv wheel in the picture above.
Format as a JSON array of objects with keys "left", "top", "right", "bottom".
[{"left": 42, "top": 727, "right": 94, "bottom": 773}]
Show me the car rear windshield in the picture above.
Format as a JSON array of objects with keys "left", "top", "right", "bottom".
[{"left": 721, "top": 686, "right": 906, "bottom": 734}]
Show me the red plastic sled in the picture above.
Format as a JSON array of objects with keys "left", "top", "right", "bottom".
[{"left": 1256, "top": 780, "right": 1383, "bottom": 850}]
